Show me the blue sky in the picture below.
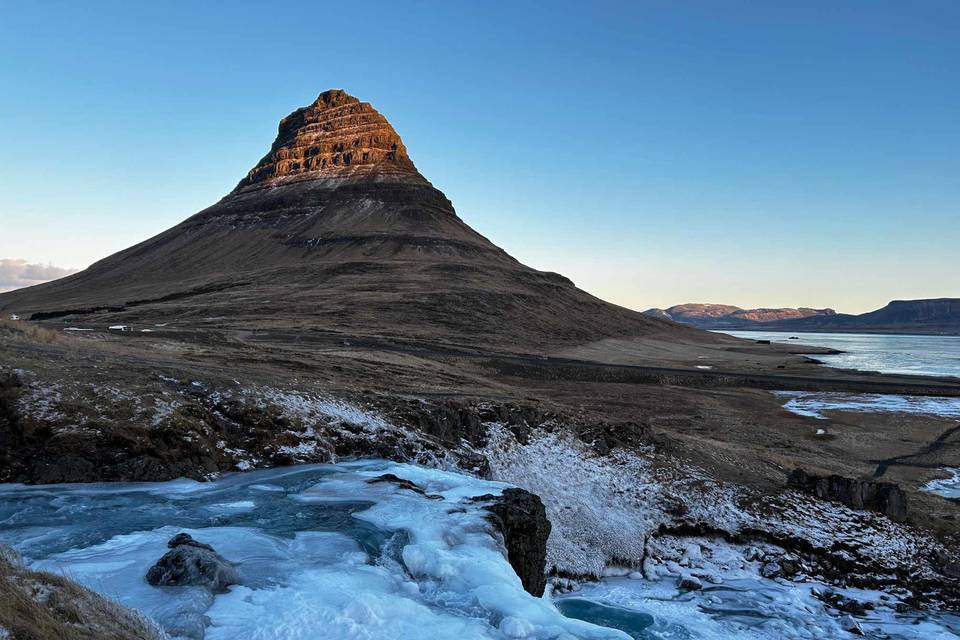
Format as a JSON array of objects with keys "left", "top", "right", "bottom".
[{"left": 1, "top": 1, "right": 957, "bottom": 312}]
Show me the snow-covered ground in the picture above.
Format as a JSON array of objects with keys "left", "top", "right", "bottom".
[
  {"left": 556, "top": 538, "right": 960, "bottom": 639},
  {"left": 925, "top": 468, "right": 960, "bottom": 500},
  {"left": 774, "top": 391, "right": 960, "bottom": 420}
]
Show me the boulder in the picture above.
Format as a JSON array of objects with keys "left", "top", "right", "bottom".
[
  {"left": 679, "top": 575, "right": 703, "bottom": 591},
  {"left": 787, "top": 469, "right": 908, "bottom": 522},
  {"left": 474, "top": 488, "right": 551, "bottom": 597},
  {"left": 813, "top": 588, "right": 874, "bottom": 616},
  {"left": 760, "top": 562, "right": 782, "bottom": 579},
  {"left": 145, "top": 533, "right": 238, "bottom": 590}
]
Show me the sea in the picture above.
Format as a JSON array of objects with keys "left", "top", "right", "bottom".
[
  {"left": 723, "top": 329, "right": 960, "bottom": 505},
  {"left": 719, "top": 330, "right": 960, "bottom": 379}
]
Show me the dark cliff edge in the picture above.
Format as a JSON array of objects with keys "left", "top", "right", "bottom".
[{"left": 474, "top": 489, "right": 552, "bottom": 597}]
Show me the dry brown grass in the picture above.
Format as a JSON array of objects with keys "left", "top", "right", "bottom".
[
  {"left": 0, "top": 320, "right": 58, "bottom": 344},
  {"left": 0, "top": 546, "right": 164, "bottom": 640}
]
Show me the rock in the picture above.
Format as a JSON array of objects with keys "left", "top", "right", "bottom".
[
  {"left": 779, "top": 555, "right": 801, "bottom": 578},
  {"left": 840, "top": 615, "right": 865, "bottom": 636},
  {"left": 682, "top": 543, "right": 702, "bottom": 562},
  {"left": 744, "top": 546, "right": 763, "bottom": 562},
  {"left": 166, "top": 532, "right": 214, "bottom": 551},
  {"left": 679, "top": 575, "right": 703, "bottom": 591},
  {"left": 367, "top": 473, "right": 444, "bottom": 500},
  {"left": 760, "top": 562, "right": 782, "bottom": 579},
  {"left": 145, "top": 533, "right": 239, "bottom": 590},
  {"left": 787, "top": 468, "right": 908, "bottom": 522},
  {"left": 236, "top": 90, "right": 421, "bottom": 189},
  {"left": 933, "top": 550, "right": 960, "bottom": 579},
  {"left": 474, "top": 488, "right": 551, "bottom": 597},
  {"left": 813, "top": 588, "right": 874, "bottom": 616}
]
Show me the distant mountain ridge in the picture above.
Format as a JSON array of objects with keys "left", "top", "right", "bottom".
[
  {"left": 645, "top": 304, "right": 836, "bottom": 328},
  {"left": 644, "top": 299, "right": 960, "bottom": 335}
]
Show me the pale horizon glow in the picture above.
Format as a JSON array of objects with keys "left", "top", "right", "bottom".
[{"left": 1, "top": 2, "right": 958, "bottom": 314}]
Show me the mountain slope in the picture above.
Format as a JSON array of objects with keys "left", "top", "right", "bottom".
[
  {"left": 768, "top": 298, "right": 960, "bottom": 334},
  {"left": 0, "top": 90, "right": 694, "bottom": 352}
]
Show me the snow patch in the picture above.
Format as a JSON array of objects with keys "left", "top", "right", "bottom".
[
  {"left": 775, "top": 391, "right": 960, "bottom": 420},
  {"left": 484, "top": 424, "right": 664, "bottom": 576},
  {"left": 924, "top": 468, "right": 960, "bottom": 499},
  {"left": 17, "top": 382, "right": 64, "bottom": 422}
]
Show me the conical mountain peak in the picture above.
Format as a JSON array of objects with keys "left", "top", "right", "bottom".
[
  {"left": 235, "top": 89, "right": 425, "bottom": 192},
  {"left": 0, "top": 90, "right": 671, "bottom": 353}
]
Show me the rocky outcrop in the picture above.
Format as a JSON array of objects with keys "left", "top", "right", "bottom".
[
  {"left": 236, "top": 89, "right": 424, "bottom": 190},
  {"left": 787, "top": 469, "right": 908, "bottom": 522},
  {"left": 475, "top": 489, "right": 551, "bottom": 597},
  {"left": 145, "top": 533, "right": 239, "bottom": 590}
]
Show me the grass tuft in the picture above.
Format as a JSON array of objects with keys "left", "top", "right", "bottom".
[
  {"left": 0, "top": 545, "right": 165, "bottom": 640},
  {"left": 0, "top": 320, "right": 58, "bottom": 344}
]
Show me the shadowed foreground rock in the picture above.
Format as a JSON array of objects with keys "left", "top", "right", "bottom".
[
  {"left": 475, "top": 489, "right": 551, "bottom": 597},
  {"left": 788, "top": 468, "right": 908, "bottom": 522},
  {"left": 145, "top": 533, "right": 239, "bottom": 590}
]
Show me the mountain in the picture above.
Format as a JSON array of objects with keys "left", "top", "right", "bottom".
[
  {"left": 0, "top": 89, "right": 694, "bottom": 353},
  {"left": 645, "top": 304, "right": 835, "bottom": 329},
  {"left": 646, "top": 299, "right": 960, "bottom": 335}
]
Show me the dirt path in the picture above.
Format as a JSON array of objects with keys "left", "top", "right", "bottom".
[{"left": 871, "top": 423, "right": 960, "bottom": 478}]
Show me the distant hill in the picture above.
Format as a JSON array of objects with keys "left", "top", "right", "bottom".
[
  {"left": 644, "top": 299, "right": 960, "bottom": 335},
  {"left": 644, "top": 304, "right": 835, "bottom": 329}
]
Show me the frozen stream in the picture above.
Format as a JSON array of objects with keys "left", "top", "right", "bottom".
[{"left": 0, "top": 461, "right": 958, "bottom": 639}]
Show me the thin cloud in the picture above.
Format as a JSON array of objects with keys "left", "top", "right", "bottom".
[{"left": 0, "top": 258, "right": 79, "bottom": 292}]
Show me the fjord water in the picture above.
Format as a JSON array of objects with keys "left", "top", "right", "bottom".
[
  {"left": 2, "top": 462, "right": 958, "bottom": 639},
  {"left": 721, "top": 331, "right": 960, "bottom": 378}
]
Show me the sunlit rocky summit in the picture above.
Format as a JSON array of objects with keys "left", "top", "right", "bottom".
[{"left": 237, "top": 89, "right": 423, "bottom": 188}]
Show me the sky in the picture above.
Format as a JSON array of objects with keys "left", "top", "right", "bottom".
[{"left": 0, "top": 1, "right": 957, "bottom": 313}]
